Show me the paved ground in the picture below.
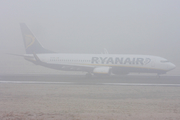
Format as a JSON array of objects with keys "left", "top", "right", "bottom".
[
  {"left": 0, "top": 75, "right": 180, "bottom": 120},
  {"left": 1, "top": 74, "right": 180, "bottom": 82}
]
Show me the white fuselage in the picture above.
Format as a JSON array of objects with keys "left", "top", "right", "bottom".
[{"left": 24, "top": 53, "right": 176, "bottom": 75}]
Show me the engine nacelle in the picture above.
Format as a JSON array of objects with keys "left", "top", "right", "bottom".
[{"left": 93, "top": 67, "right": 111, "bottom": 75}]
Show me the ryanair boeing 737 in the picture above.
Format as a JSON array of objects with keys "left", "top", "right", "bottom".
[{"left": 18, "top": 23, "right": 176, "bottom": 77}]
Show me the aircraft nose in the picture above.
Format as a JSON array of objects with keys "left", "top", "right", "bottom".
[{"left": 168, "top": 63, "right": 176, "bottom": 70}]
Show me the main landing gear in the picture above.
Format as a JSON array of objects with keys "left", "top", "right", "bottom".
[
  {"left": 156, "top": 73, "right": 161, "bottom": 79},
  {"left": 85, "top": 73, "right": 93, "bottom": 78}
]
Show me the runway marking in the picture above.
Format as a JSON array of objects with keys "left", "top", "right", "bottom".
[
  {"left": 103, "top": 83, "right": 180, "bottom": 86},
  {"left": 0, "top": 81, "right": 73, "bottom": 84},
  {"left": 0, "top": 81, "right": 180, "bottom": 86}
]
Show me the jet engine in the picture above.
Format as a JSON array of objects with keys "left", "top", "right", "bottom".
[{"left": 93, "top": 67, "right": 111, "bottom": 75}]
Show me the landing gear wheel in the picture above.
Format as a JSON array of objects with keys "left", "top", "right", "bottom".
[
  {"left": 156, "top": 74, "right": 161, "bottom": 79},
  {"left": 85, "top": 73, "right": 92, "bottom": 78}
]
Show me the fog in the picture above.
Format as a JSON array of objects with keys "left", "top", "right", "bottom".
[{"left": 0, "top": 0, "right": 180, "bottom": 75}]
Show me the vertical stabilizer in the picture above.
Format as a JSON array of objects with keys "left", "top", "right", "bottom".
[{"left": 20, "top": 23, "right": 54, "bottom": 54}]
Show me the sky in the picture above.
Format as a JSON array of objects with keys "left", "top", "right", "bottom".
[{"left": 0, "top": 0, "right": 180, "bottom": 75}]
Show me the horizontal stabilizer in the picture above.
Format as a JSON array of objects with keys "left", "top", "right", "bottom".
[{"left": 6, "top": 53, "right": 24, "bottom": 57}]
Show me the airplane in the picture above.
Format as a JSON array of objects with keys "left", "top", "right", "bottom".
[{"left": 17, "top": 23, "right": 176, "bottom": 77}]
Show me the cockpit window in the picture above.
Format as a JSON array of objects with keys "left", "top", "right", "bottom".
[{"left": 161, "top": 60, "right": 169, "bottom": 63}]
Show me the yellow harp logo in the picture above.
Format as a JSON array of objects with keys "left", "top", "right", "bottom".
[{"left": 25, "top": 35, "right": 35, "bottom": 49}]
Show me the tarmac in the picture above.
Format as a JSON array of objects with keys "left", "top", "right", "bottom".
[
  {"left": 0, "top": 74, "right": 180, "bottom": 120},
  {"left": 0, "top": 74, "right": 180, "bottom": 86}
]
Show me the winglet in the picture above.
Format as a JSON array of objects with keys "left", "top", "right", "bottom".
[{"left": 103, "top": 48, "right": 109, "bottom": 54}]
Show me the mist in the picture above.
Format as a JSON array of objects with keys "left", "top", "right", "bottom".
[
  {"left": 0, "top": 0, "right": 179, "bottom": 75},
  {"left": 1, "top": 1, "right": 180, "bottom": 119}
]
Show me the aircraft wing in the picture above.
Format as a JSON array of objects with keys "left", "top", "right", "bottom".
[
  {"left": 32, "top": 53, "right": 95, "bottom": 71},
  {"left": 44, "top": 62, "right": 95, "bottom": 71}
]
